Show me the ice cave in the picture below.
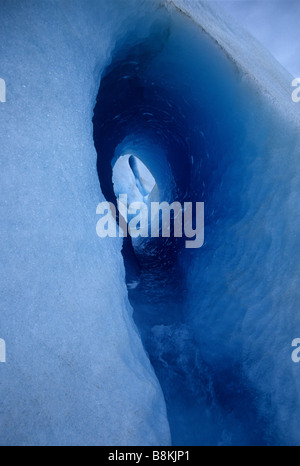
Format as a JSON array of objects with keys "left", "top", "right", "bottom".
[{"left": 0, "top": 0, "right": 300, "bottom": 446}]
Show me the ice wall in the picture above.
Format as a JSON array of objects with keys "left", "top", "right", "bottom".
[
  {"left": 0, "top": 0, "right": 171, "bottom": 446},
  {"left": 170, "top": 0, "right": 300, "bottom": 446}
]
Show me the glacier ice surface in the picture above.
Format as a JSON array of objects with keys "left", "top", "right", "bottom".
[{"left": 1, "top": 0, "right": 300, "bottom": 446}]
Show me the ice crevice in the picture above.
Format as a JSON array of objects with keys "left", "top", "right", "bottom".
[
  {"left": 93, "top": 0, "right": 300, "bottom": 446},
  {"left": 1, "top": 0, "right": 300, "bottom": 446}
]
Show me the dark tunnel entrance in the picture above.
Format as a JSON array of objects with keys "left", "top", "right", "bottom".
[{"left": 92, "top": 12, "right": 276, "bottom": 446}]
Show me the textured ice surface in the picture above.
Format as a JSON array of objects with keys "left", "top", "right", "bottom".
[
  {"left": 169, "top": 0, "right": 300, "bottom": 446},
  {"left": 0, "top": 0, "right": 170, "bottom": 446},
  {"left": 1, "top": 0, "right": 300, "bottom": 446}
]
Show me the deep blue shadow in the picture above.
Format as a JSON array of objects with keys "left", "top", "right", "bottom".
[{"left": 93, "top": 14, "right": 278, "bottom": 445}]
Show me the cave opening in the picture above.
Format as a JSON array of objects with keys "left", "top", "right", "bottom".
[{"left": 92, "top": 9, "right": 274, "bottom": 446}]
